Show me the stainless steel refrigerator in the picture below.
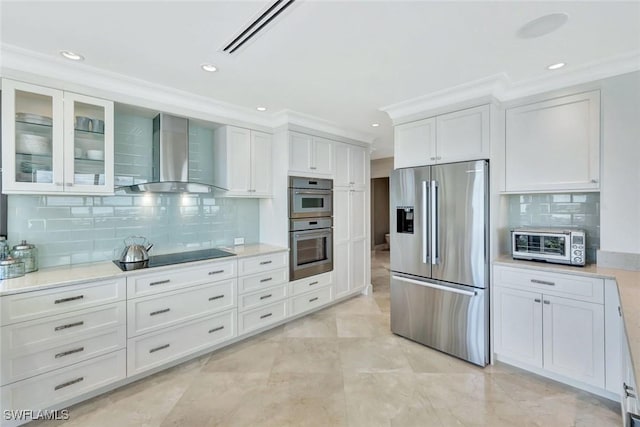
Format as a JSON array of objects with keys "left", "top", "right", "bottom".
[{"left": 390, "top": 160, "right": 489, "bottom": 366}]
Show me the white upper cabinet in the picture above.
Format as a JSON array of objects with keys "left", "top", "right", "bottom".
[
  {"left": 334, "top": 142, "right": 366, "bottom": 189},
  {"left": 2, "top": 79, "right": 114, "bottom": 194},
  {"left": 289, "top": 132, "right": 333, "bottom": 176},
  {"left": 213, "top": 126, "right": 272, "bottom": 197},
  {"left": 394, "top": 117, "right": 436, "bottom": 168},
  {"left": 436, "top": 105, "right": 490, "bottom": 164},
  {"left": 505, "top": 90, "right": 601, "bottom": 192},
  {"left": 394, "top": 105, "right": 489, "bottom": 169}
]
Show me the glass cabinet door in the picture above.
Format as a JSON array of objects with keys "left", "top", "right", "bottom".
[
  {"left": 1, "top": 80, "right": 64, "bottom": 192},
  {"left": 63, "top": 92, "right": 114, "bottom": 193}
]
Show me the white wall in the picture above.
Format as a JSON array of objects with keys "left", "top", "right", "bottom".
[
  {"left": 371, "top": 157, "right": 394, "bottom": 178},
  {"left": 600, "top": 71, "right": 640, "bottom": 255}
]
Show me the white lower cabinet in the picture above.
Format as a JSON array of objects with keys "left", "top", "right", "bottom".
[
  {"left": 238, "top": 300, "right": 288, "bottom": 334},
  {"left": 127, "top": 309, "right": 236, "bottom": 376},
  {"left": 290, "top": 286, "right": 333, "bottom": 317},
  {"left": 1, "top": 350, "right": 126, "bottom": 415},
  {"left": 494, "top": 265, "right": 607, "bottom": 391}
]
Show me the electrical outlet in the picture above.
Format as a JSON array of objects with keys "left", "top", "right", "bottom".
[{"left": 234, "top": 237, "right": 245, "bottom": 246}]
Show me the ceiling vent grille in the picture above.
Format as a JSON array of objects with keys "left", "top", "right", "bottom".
[{"left": 222, "top": 0, "right": 296, "bottom": 55}]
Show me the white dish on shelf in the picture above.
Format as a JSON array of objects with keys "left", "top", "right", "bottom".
[
  {"left": 16, "top": 134, "right": 52, "bottom": 155},
  {"left": 15, "top": 112, "right": 52, "bottom": 126},
  {"left": 86, "top": 149, "right": 104, "bottom": 161}
]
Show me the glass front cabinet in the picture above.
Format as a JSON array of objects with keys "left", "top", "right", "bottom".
[{"left": 1, "top": 79, "right": 114, "bottom": 194}]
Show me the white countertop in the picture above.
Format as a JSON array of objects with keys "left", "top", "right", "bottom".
[
  {"left": 0, "top": 243, "right": 288, "bottom": 296},
  {"left": 494, "top": 255, "right": 640, "bottom": 393}
]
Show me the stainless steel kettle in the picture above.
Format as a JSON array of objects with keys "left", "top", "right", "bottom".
[{"left": 120, "top": 236, "right": 153, "bottom": 263}]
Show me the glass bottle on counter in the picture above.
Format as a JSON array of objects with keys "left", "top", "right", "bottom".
[{"left": 11, "top": 240, "right": 38, "bottom": 273}]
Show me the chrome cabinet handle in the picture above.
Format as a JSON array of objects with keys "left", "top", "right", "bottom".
[
  {"left": 208, "top": 270, "right": 224, "bottom": 275},
  {"left": 209, "top": 295, "right": 225, "bottom": 301},
  {"left": 150, "top": 279, "right": 170, "bottom": 286},
  {"left": 543, "top": 300, "right": 550, "bottom": 305},
  {"left": 260, "top": 313, "right": 273, "bottom": 319},
  {"left": 149, "top": 344, "right": 170, "bottom": 353},
  {"left": 590, "top": 179, "right": 598, "bottom": 183},
  {"left": 65, "top": 182, "right": 73, "bottom": 187},
  {"left": 430, "top": 157, "right": 436, "bottom": 161},
  {"left": 260, "top": 277, "right": 273, "bottom": 283},
  {"left": 308, "top": 281, "right": 319, "bottom": 287},
  {"left": 624, "top": 382, "right": 635, "bottom": 392},
  {"left": 54, "top": 321, "right": 84, "bottom": 331},
  {"left": 55, "top": 347, "right": 84, "bottom": 359},
  {"left": 55, "top": 295, "right": 84, "bottom": 304},
  {"left": 150, "top": 308, "right": 170, "bottom": 316},
  {"left": 260, "top": 294, "right": 272, "bottom": 300},
  {"left": 260, "top": 260, "right": 273, "bottom": 265},
  {"left": 309, "top": 297, "right": 319, "bottom": 302},
  {"left": 55, "top": 182, "right": 63, "bottom": 186},
  {"left": 310, "top": 166, "right": 317, "bottom": 170},
  {"left": 531, "top": 279, "right": 555, "bottom": 286},
  {"left": 54, "top": 377, "right": 84, "bottom": 391},
  {"left": 208, "top": 326, "right": 224, "bottom": 334},
  {"left": 534, "top": 298, "right": 541, "bottom": 303}
]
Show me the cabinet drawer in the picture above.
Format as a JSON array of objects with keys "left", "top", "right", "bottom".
[
  {"left": 238, "top": 268, "right": 288, "bottom": 294},
  {"left": 238, "top": 300, "right": 288, "bottom": 335},
  {"left": 289, "top": 272, "right": 332, "bottom": 296},
  {"left": 1, "top": 326, "right": 125, "bottom": 386},
  {"left": 2, "top": 303, "right": 124, "bottom": 353},
  {"left": 494, "top": 266, "right": 604, "bottom": 304},
  {"left": 127, "top": 280, "right": 236, "bottom": 337},
  {"left": 239, "top": 284, "right": 288, "bottom": 312},
  {"left": 1, "top": 350, "right": 126, "bottom": 412},
  {"left": 127, "top": 310, "right": 236, "bottom": 376},
  {"left": 290, "top": 286, "right": 333, "bottom": 317},
  {"left": 237, "top": 252, "right": 288, "bottom": 276},
  {"left": 1, "top": 278, "right": 126, "bottom": 325},
  {"left": 128, "top": 259, "right": 236, "bottom": 298}
]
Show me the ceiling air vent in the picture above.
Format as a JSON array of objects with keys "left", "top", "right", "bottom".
[{"left": 222, "top": 0, "right": 296, "bottom": 54}]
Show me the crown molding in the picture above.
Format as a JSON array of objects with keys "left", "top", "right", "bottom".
[
  {"left": 272, "top": 109, "right": 376, "bottom": 145},
  {"left": 380, "top": 50, "right": 640, "bottom": 123}
]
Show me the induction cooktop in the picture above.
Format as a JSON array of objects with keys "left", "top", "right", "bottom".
[{"left": 113, "top": 247, "right": 235, "bottom": 271}]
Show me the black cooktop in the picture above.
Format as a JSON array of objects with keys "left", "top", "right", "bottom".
[{"left": 113, "top": 248, "right": 236, "bottom": 271}]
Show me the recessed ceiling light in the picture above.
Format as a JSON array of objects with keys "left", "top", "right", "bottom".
[
  {"left": 256, "top": 106, "right": 267, "bottom": 112},
  {"left": 201, "top": 63, "right": 218, "bottom": 72},
  {"left": 517, "top": 13, "right": 569, "bottom": 39},
  {"left": 371, "top": 123, "right": 380, "bottom": 127},
  {"left": 547, "top": 62, "right": 566, "bottom": 70},
  {"left": 60, "top": 50, "right": 84, "bottom": 61}
]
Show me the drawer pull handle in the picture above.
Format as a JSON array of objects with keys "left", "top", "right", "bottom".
[
  {"left": 54, "top": 295, "right": 84, "bottom": 304},
  {"left": 534, "top": 299, "right": 541, "bottom": 303},
  {"left": 531, "top": 279, "right": 555, "bottom": 286},
  {"left": 54, "top": 321, "right": 84, "bottom": 331},
  {"left": 543, "top": 300, "right": 550, "bottom": 305},
  {"left": 624, "top": 382, "right": 635, "bottom": 392},
  {"left": 260, "top": 277, "right": 273, "bottom": 283},
  {"left": 208, "top": 270, "right": 225, "bottom": 275},
  {"left": 54, "top": 377, "right": 84, "bottom": 391},
  {"left": 309, "top": 297, "right": 319, "bottom": 302},
  {"left": 150, "top": 279, "right": 171, "bottom": 286},
  {"left": 260, "top": 313, "right": 273, "bottom": 319},
  {"left": 149, "top": 344, "right": 170, "bottom": 353},
  {"left": 309, "top": 281, "right": 319, "bottom": 286},
  {"left": 260, "top": 294, "right": 273, "bottom": 300},
  {"left": 209, "top": 295, "right": 225, "bottom": 301},
  {"left": 150, "top": 308, "right": 171, "bottom": 316},
  {"left": 55, "top": 347, "right": 85, "bottom": 359},
  {"left": 259, "top": 260, "right": 273, "bottom": 265},
  {"left": 208, "top": 326, "right": 225, "bottom": 334}
]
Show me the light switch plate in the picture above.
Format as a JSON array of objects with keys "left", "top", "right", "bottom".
[{"left": 234, "top": 237, "right": 245, "bottom": 245}]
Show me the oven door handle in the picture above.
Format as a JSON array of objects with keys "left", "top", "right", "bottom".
[
  {"left": 293, "top": 230, "right": 332, "bottom": 240},
  {"left": 294, "top": 190, "right": 331, "bottom": 195}
]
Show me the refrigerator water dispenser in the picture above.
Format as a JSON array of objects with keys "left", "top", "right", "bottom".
[{"left": 396, "top": 207, "right": 414, "bottom": 233}]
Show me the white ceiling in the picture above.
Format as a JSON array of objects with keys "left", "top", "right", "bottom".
[{"left": 2, "top": 1, "right": 639, "bottom": 159}]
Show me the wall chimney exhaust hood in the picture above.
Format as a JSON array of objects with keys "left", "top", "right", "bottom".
[{"left": 120, "top": 113, "right": 226, "bottom": 194}]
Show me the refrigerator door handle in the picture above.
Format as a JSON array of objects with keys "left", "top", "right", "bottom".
[
  {"left": 392, "top": 275, "right": 477, "bottom": 297},
  {"left": 422, "top": 180, "right": 429, "bottom": 264},
  {"left": 431, "top": 180, "right": 439, "bottom": 265}
]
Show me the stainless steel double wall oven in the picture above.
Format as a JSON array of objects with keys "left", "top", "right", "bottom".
[{"left": 288, "top": 176, "right": 333, "bottom": 281}]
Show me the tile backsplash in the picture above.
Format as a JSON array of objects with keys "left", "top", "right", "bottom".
[
  {"left": 507, "top": 193, "right": 600, "bottom": 263},
  {"left": 7, "top": 194, "right": 260, "bottom": 268}
]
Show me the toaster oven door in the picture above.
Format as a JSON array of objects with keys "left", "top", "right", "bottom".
[{"left": 512, "top": 231, "right": 571, "bottom": 263}]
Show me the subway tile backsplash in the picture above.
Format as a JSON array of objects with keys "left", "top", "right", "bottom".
[
  {"left": 7, "top": 194, "right": 260, "bottom": 268},
  {"left": 507, "top": 193, "right": 600, "bottom": 263}
]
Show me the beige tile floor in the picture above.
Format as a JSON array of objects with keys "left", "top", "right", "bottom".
[{"left": 32, "top": 250, "right": 621, "bottom": 426}]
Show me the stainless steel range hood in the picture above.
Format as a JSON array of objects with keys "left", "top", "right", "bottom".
[{"left": 121, "top": 113, "right": 225, "bottom": 194}]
